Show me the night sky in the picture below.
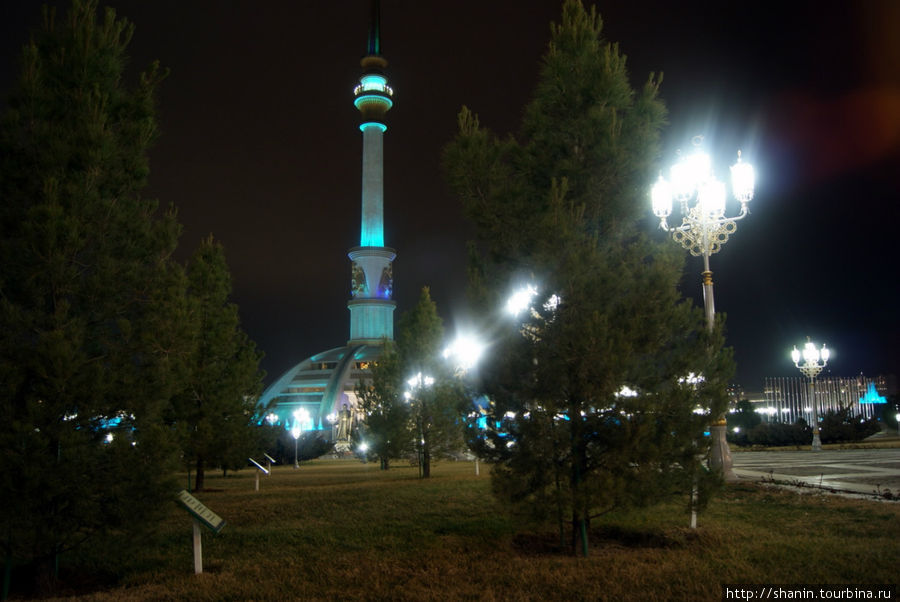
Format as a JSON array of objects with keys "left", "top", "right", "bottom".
[{"left": 2, "top": 1, "right": 898, "bottom": 392}]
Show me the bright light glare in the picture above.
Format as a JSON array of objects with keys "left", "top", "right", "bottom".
[
  {"left": 293, "top": 407, "right": 311, "bottom": 431},
  {"left": 671, "top": 151, "right": 710, "bottom": 199},
  {"left": 407, "top": 372, "right": 434, "bottom": 389},
  {"left": 678, "top": 373, "right": 705, "bottom": 386},
  {"left": 506, "top": 285, "right": 537, "bottom": 317},
  {"left": 698, "top": 178, "right": 726, "bottom": 216},
  {"left": 358, "top": 442, "right": 369, "bottom": 453},
  {"left": 730, "top": 153, "right": 755, "bottom": 203},
  {"left": 443, "top": 334, "right": 485, "bottom": 371},
  {"left": 543, "top": 294, "right": 561, "bottom": 312},
  {"left": 105, "top": 433, "right": 114, "bottom": 443},
  {"left": 615, "top": 385, "right": 639, "bottom": 398},
  {"left": 651, "top": 174, "right": 672, "bottom": 218}
]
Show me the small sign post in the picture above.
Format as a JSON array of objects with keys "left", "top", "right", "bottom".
[
  {"left": 264, "top": 453, "right": 277, "bottom": 474},
  {"left": 176, "top": 490, "right": 225, "bottom": 574},
  {"left": 249, "top": 458, "right": 269, "bottom": 491}
]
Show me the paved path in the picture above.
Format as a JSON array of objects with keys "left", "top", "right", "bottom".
[{"left": 732, "top": 448, "right": 900, "bottom": 497}]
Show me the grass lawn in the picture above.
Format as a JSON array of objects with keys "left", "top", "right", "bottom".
[{"left": 34, "top": 458, "right": 900, "bottom": 601}]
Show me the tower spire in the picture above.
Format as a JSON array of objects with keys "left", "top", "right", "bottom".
[
  {"left": 348, "top": 2, "right": 395, "bottom": 345},
  {"left": 367, "top": 0, "right": 381, "bottom": 57}
]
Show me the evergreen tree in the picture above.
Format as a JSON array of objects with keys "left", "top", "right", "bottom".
[
  {"left": 396, "top": 287, "right": 467, "bottom": 478},
  {"left": 444, "top": 0, "right": 733, "bottom": 555},
  {"left": 358, "top": 287, "right": 466, "bottom": 477},
  {"left": 171, "top": 236, "right": 265, "bottom": 491},
  {"left": 356, "top": 344, "right": 412, "bottom": 470},
  {"left": 0, "top": 0, "right": 185, "bottom": 590}
]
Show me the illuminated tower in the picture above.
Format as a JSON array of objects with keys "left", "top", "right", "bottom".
[
  {"left": 348, "top": 2, "right": 396, "bottom": 344},
  {"left": 255, "top": 2, "right": 396, "bottom": 439}
]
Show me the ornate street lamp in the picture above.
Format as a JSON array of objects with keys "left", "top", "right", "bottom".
[
  {"left": 791, "top": 339, "right": 830, "bottom": 451},
  {"left": 651, "top": 136, "right": 755, "bottom": 477},
  {"left": 290, "top": 425, "right": 301, "bottom": 469}
]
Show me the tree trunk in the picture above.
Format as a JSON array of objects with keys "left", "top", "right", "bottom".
[
  {"left": 194, "top": 456, "right": 205, "bottom": 492},
  {"left": 422, "top": 432, "right": 431, "bottom": 479},
  {"left": 33, "top": 555, "right": 57, "bottom": 597},
  {"left": 380, "top": 457, "right": 390, "bottom": 470}
]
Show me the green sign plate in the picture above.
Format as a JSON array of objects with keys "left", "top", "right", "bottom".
[{"left": 176, "top": 490, "right": 226, "bottom": 533}]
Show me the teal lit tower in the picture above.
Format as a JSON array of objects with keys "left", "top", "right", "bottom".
[
  {"left": 348, "top": 2, "right": 396, "bottom": 344},
  {"left": 255, "top": 2, "right": 397, "bottom": 444}
]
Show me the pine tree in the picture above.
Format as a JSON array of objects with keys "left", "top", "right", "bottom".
[
  {"left": 396, "top": 287, "right": 467, "bottom": 478},
  {"left": 171, "top": 236, "right": 265, "bottom": 491},
  {"left": 356, "top": 345, "right": 412, "bottom": 470},
  {"left": 0, "top": 0, "right": 186, "bottom": 590},
  {"left": 358, "top": 287, "right": 466, "bottom": 477},
  {"left": 444, "top": 0, "right": 733, "bottom": 555}
]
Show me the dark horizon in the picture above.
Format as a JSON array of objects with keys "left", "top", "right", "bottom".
[{"left": 2, "top": 1, "right": 897, "bottom": 392}]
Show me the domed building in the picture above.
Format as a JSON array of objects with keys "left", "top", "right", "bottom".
[{"left": 256, "top": 5, "right": 395, "bottom": 450}]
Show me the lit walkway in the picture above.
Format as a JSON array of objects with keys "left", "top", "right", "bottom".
[{"left": 732, "top": 448, "right": 900, "bottom": 497}]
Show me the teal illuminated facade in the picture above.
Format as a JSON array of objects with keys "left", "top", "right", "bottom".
[{"left": 257, "top": 2, "right": 395, "bottom": 440}]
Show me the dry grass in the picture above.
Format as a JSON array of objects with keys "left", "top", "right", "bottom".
[{"left": 29, "top": 459, "right": 900, "bottom": 601}]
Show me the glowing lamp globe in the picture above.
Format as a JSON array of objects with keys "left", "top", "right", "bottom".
[
  {"left": 802, "top": 341, "right": 819, "bottom": 364},
  {"left": 651, "top": 174, "right": 672, "bottom": 218},
  {"left": 671, "top": 151, "right": 711, "bottom": 201},
  {"left": 699, "top": 178, "right": 726, "bottom": 217},
  {"left": 730, "top": 153, "right": 755, "bottom": 203}
]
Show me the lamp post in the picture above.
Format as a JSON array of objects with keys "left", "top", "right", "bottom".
[
  {"left": 291, "top": 407, "right": 310, "bottom": 468},
  {"left": 651, "top": 136, "right": 755, "bottom": 477},
  {"left": 791, "top": 339, "right": 830, "bottom": 451},
  {"left": 291, "top": 425, "right": 301, "bottom": 468}
]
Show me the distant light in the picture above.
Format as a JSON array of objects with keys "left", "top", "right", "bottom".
[
  {"left": 443, "top": 334, "right": 485, "bottom": 371},
  {"left": 679, "top": 373, "right": 705, "bottom": 386},
  {"left": 407, "top": 373, "right": 434, "bottom": 389},
  {"left": 105, "top": 433, "right": 114, "bottom": 443},
  {"left": 543, "top": 294, "right": 561, "bottom": 312},
  {"left": 732, "top": 426, "right": 740, "bottom": 433},
  {"left": 615, "top": 385, "right": 639, "bottom": 398},
  {"left": 358, "top": 442, "right": 369, "bottom": 453},
  {"left": 293, "top": 407, "right": 311, "bottom": 431},
  {"left": 506, "top": 285, "right": 537, "bottom": 317}
]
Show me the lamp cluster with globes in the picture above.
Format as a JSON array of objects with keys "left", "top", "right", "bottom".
[
  {"left": 791, "top": 339, "right": 830, "bottom": 451},
  {"left": 650, "top": 137, "right": 755, "bottom": 478}
]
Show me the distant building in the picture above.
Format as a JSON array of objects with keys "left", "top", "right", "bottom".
[
  {"left": 256, "top": 5, "right": 395, "bottom": 449},
  {"left": 756, "top": 374, "right": 892, "bottom": 424}
]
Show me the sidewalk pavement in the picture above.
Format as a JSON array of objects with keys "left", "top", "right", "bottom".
[{"left": 731, "top": 447, "right": 900, "bottom": 498}]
